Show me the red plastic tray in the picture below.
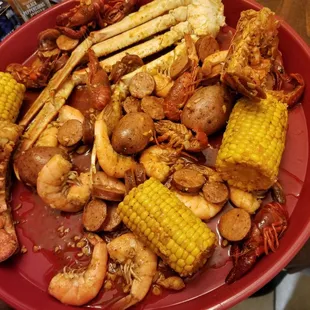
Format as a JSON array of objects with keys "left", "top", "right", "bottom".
[{"left": 0, "top": 1, "right": 309, "bottom": 309}]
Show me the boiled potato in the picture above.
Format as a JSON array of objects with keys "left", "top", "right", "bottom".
[
  {"left": 15, "top": 146, "right": 69, "bottom": 186},
  {"left": 181, "top": 85, "right": 233, "bottom": 135},
  {"left": 111, "top": 112, "right": 154, "bottom": 155}
]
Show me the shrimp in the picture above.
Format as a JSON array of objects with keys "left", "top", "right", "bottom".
[
  {"left": 94, "top": 118, "right": 136, "bottom": 178},
  {"left": 155, "top": 272, "right": 185, "bottom": 290},
  {"left": 48, "top": 233, "right": 108, "bottom": 306},
  {"left": 58, "top": 105, "right": 85, "bottom": 123},
  {"left": 107, "top": 233, "right": 157, "bottom": 310},
  {"left": 35, "top": 122, "right": 59, "bottom": 147},
  {"left": 139, "top": 145, "right": 181, "bottom": 182},
  {"left": 229, "top": 186, "right": 262, "bottom": 214},
  {"left": 173, "top": 191, "right": 224, "bottom": 220},
  {"left": 37, "top": 154, "right": 91, "bottom": 212}
]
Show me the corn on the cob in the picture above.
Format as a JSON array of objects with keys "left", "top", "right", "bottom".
[
  {"left": 0, "top": 72, "right": 26, "bottom": 123},
  {"left": 118, "top": 178, "right": 216, "bottom": 277},
  {"left": 216, "top": 94, "right": 288, "bottom": 191}
]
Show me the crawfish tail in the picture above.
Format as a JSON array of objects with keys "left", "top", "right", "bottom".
[{"left": 225, "top": 250, "right": 258, "bottom": 284}]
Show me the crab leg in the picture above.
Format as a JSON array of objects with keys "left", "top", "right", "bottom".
[
  {"left": 92, "top": 6, "right": 188, "bottom": 58},
  {"left": 120, "top": 37, "right": 198, "bottom": 84},
  {"left": 100, "top": 22, "right": 193, "bottom": 72},
  {"left": 18, "top": 78, "right": 76, "bottom": 153},
  {"left": 72, "top": 24, "right": 196, "bottom": 85},
  {"left": 19, "top": 0, "right": 191, "bottom": 128}
]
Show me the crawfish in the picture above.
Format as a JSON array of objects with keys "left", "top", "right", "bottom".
[
  {"left": 226, "top": 202, "right": 289, "bottom": 284},
  {"left": 268, "top": 50, "right": 305, "bottom": 107},
  {"left": 56, "top": 0, "right": 137, "bottom": 39},
  {"left": 155, "top": 120, "right": 208, "bottom": 152},
  {"left": 7, "top": 56, "right": 59, "bottom": 89},
  {"left": 87, "top": 49, "right": 111, "bottom": 110},
  {"left": 163, "top": 35, "right": 199, "bottom": 122}
]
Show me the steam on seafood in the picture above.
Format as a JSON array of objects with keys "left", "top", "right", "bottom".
[{"left": 0, "top": 0, "right": 305, "bottom": 308}]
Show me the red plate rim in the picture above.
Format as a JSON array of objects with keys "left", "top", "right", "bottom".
[{"left": 0, "top": 0, "right": 310, "bottom": 309}]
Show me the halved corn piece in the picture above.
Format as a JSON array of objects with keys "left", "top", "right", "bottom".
[
  {"left": 216, "top": 94, "right": 288, "bottom": 191},
  {"left": 118, "top": 178, "right": 216, "bottom": 277},
  {"left": 0, "top": 72, "right": 25, "bottom": 123}
]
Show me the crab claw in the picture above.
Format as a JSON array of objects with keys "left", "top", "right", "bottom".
[{"left": 268, "top": 73, "right": 305, "bottom": 107}]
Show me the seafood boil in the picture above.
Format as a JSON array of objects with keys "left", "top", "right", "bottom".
[{"left": 0, "top": 0, "right": 306, "bottom": 308}]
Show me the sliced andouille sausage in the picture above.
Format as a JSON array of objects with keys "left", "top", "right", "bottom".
[
  {"left": 82, "top": 117, "right": 94, "bottom": 145},
  {"left": 141, "top": 96, "right": 165, "bottom": 120},
  {"left": 92, "top": 186, "right": 125, "bottom": 201},
  {"left": 196, "top": 35, "right": 219, "bottom": 62},
  {"left": 92, "top": 171, "right": 126, "bottom": 201},
  {"left": 56, "top": 34, "right": 79, "bottom": 51},
  {"left": 83, "top": 199, "right": 107, "bottom": 232},
  {"left": 218, "top": 208, "right": 251, "bottom": 242},
  {"left": 124, "top": 169, "right": 137, "bottom": 194},
  {"left": 129, "top": 72, "right": 155, "bottom": 99},
  {"left": 58, "top": 119, "right": 83, "bottom": 147},
  {"left": 101, "top": 203, "right": 122, "bottom": 231},
  {"left": 172, "top": 169, "right": 206, "bottom": 194},
  {"left": 135, "top": 163, "right": 146, "bottom": 185},
  {"left": 202, "top": 181, "right": 229, "bottom": 204},
  {"left": 123, "top": 96, "right": 141, "bottom": 114},
  {"left": 170, "top": 52, "right": 191, "bottom": 80}
]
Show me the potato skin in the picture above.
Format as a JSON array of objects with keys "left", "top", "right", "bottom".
[
  {"left": 15, "top": 147, "right": 69, "bottom": 186},
  {"left": 181, "top": 85, "right": 233, "bottom": 136},
  {"left": 111, "top": 112, "right": 154, "bottom": 155}
]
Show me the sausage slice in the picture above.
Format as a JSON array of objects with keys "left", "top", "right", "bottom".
[
  {"left": 218, "top": 208, "right": 251, "bottom": 241},
  {"left": 56, "top": 35, "right": 79, "bottom": 51},
  {"left": 172, "top": 169, "right": 206, "bottom": 194},
  {"left": 58, "top": 119, "right": 83, "bottom": 147},
  {"left": 82, "top": 118, "right": 94, "bottom": 145},
  {"left": 141, "top": 96, "right": 165, "bottom": 120},
  {"left": 202, "top": 181, "right": 229, "bottom": 204},
  {"left": 195, "top": 35, "right": 219, "bottom": 62},
  {"left": 101, "top": 203, "right": 122, "bottom": 231},
  {"left": 83, "top": 199, "right": 107, "bottom": 232},
  {"left": 129, "top": 72, "right": 155, "bottom": 99},
  {"left": 123, "top": 96, "right": 141, "bottom": 114}
]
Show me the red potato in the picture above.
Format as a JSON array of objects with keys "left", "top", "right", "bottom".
[
  {"left": 101, "top": 203, "right": 122, "bottom": 231},
  {"left": 14, "top": 146, "right": 69, "bottom": 186},
  {"left": 202, "top": 181, "right": 229, "bottom": 204},
  {"left": 58, "top": 119, "right": 83, "bottom": 147},
  {"left": 181, "top": 85, "right": 234, "bottom": 136},
  {"left": 172, "top": 169, "right": 206, "bottom": 194},
  {"left": 218, "top": 208, "right": 251, "bottom": 241},
  {"left": 129, "top": 72, "right": 155, "bottom": 99},
  {"left": 83, "top": 199, "right": 107, "bottom": 232},
  {"left": 123, "top": 96, "right": 141, "bottom": 114},
  {"left": 141, "top": 96, "right": 165, "bottom": 120},
  {"left": 111, "top": 112, "right": 154, "bottom": 155}
]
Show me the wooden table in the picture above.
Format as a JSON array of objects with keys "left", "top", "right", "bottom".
[{"left": 256, "top": 0, "right": 310, "bottom": 44}]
